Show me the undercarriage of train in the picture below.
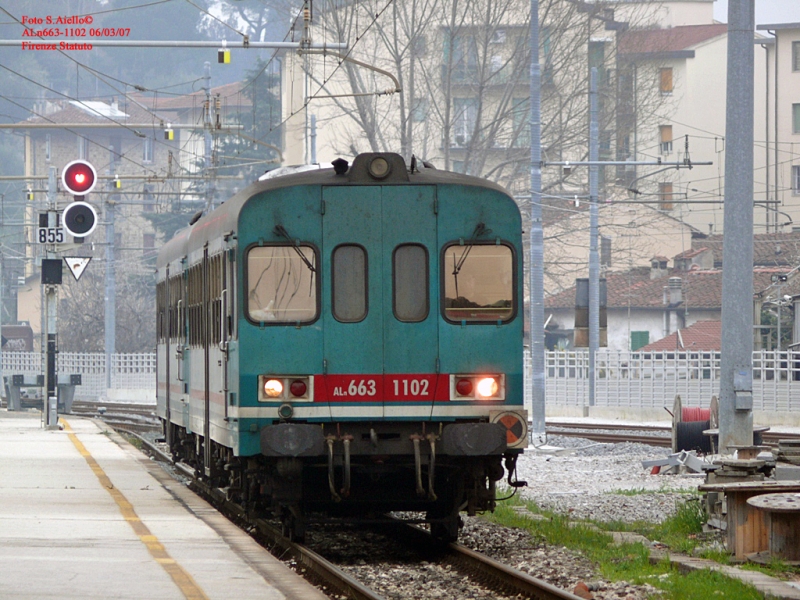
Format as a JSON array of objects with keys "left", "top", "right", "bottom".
[{"left": 164, "top": 420, "right": 525, "bottom": 542}]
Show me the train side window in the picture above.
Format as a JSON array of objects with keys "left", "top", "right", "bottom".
[
  {"left": 442, "top": 242, "right": 515, "bottom": 323},
  {"left": 246, "top": 245, "right": 318, "bottom": 323},
  {"left": 332, "top": 244, "right": 367, "bottom": 323},
  {"left": 393, "top": 244, "right": 428, "bottom": 322}
]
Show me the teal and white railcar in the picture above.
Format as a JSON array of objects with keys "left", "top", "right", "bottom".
[{"left": 156, "top": 153, "right": 527, "bottom": 541}]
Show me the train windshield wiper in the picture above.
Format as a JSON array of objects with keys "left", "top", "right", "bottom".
[
  {"left": 450, "top": 223, "right": 490, "bottom": 298},
  {"left": 273, "top": 225, "right": 316, "bottom": 273}
]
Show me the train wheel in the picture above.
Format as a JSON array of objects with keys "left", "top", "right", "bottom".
[
  {"left": 427, "top": 507, "right": 461, "bottom": 543},
  {"left": 280, "top": 507, "right": 306, "bottom": 543}
]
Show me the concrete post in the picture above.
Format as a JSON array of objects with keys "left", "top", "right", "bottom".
[
  {"left": 588, "top": 68, "right": 599, "bottom": 413},
  {"left": 719, "top": 0, "right": 755, "bottom": 452},
  {"left": 529, "top": 0, "right": 546, "bottom": 441}
]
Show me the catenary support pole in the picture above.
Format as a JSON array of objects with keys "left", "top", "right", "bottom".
[
  {"left": 588, "top": 68, "right": 599, "bottom": 414},
  {"left": 529, "top": 0, "right": 546, "bottom": 442},
  {"left": 719, "top": 0, "right": 755, "bottom": 452},
  {"left": 104, "top": 180, "right": 116, "bottom": 391}
]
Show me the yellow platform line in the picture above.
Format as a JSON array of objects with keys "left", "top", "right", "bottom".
[{"left": 61, "top": 419, "right": 210, "bottom": 600}]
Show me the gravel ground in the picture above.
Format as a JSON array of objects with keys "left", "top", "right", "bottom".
[{"left": 514, "top": 433, "right": 705, "bottom": 523}]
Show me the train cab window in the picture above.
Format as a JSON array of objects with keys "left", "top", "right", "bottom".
[
  {"left": 332, "top": 244, "right": 367, "bottom": 322},
  {"left": 246, "top": 245, "right": 318, "bottom": 323},
  {"left": 442, "top": 243, "right": 514, "bottom": 323},
  {"left": 393, "top": 244, "right": 428, "bottom": 322}
]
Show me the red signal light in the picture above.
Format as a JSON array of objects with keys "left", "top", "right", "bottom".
[
  {"left": 456, "top": 378, "right": 473, "bottom": 397},
  {"left": 61, "top": 160, "right": 97, "bottom": 195}
]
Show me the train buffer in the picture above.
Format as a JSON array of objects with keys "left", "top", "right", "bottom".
[{"left": 4, "top": 374, "right": 81, "bottom": 413}]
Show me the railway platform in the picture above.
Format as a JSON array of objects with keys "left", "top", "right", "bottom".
[{"left": 0, "top": 409, "right": 327, "bottom": 600}]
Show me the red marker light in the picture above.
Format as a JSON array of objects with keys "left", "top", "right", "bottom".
[
  {"left": 290, "top": 380, "right": 307, "bottom": 397},
  {"left": 61, "top": 160, "right": 97, "bottom": 195},
  {"left": 456, "top": 378, "right": 473, "bottom": 397}
]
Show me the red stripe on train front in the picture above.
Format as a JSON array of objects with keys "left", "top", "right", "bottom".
[{"left": 313, "top": 374, "right": 450, "bottom": 402}]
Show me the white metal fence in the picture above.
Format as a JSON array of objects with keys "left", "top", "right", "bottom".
[
  {"left": 526, "top": 349, "right": 800, "bottom": 413},
  {"left": 2, "top": 352, "right": 156, "bottom": 400},
  {"left": 5, "top": 349, "right": 799, "bottom": 411}
]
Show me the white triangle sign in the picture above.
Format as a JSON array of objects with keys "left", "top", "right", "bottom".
[{"left": 64, "top": 257, "right": 91, "bottom": 281}]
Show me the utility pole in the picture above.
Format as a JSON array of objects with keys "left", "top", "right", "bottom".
[
  {"left": 588, "top": 68, "right": 600, "bottom": 415},
  {"left": 529, "top": 0, "right": 546, "bottom": 442},
  {"left": 203, "top": 61, "right": 215, "bottom": 211},
  {"left": 44, "top": 167, "right": 58, "bottom": 429},
  {"left": 719, "top": 0, "right": 754, "bottom": 452},
  {"left": 104, "top": 177, "right": 115, "bottom": 390}
]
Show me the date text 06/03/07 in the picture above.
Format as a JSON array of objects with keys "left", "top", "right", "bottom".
[{"left": 22, "top": 42, "right": 93, "bottom": 51}]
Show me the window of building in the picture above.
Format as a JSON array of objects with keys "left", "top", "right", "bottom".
[
  {"left": 442, "top": 243, "right": 514, "bottom": 323},
  {"left": 600, "top": 236, "right": 612, "bottom": 268},
  {"left": 109, "top": 136, "right": 122, "bottom": 163},
  {"left": 393, "top": 244, "right": 428, "bottom": 322},
  {"left": 794, "top": 41, "right": 800, "bottom": 71},
  {"left": 332, "top": 245, "right": 367, "bottom": 323},
  {"left": 452, "top": 97, "right": 478, "bottom": 147},
  {"left": 443, "top": 35, "right": 478, "bottom": 82},
  {"left": 143, "top": 137, "right": 153, "bottom": 163},
  {"left": 490, "top": 29, "right": 506, "bottom": 44},
  {"left": 631, "top": 331, "right": 649, "bottom": 351},
  {"left": 143, "top": 233, "right": 155, "bottom": 256},
  {"left": 512, "top": 97, "right": 530, "bottom": 148},
  {"left": 45, "top": 134, "right": 51, "bottom": 162},
  {"left": 412, "top": 97, "right": 428, "bottom": 122},
  {"left": 660, "top": 67, "right": 673, "bottom": 95},
  {"left": 793, "top": 165, "right": 800, "bottom": 194},
  {"left": 247, "top": 245, "right": 318, "bottom": 323},
  {"left": 794, "top": 104, "right": 800, "bottom": 134},
  {"left": 77, "top": 136, "right": 89, "bottom": 160},
  {"left": 660, "top": 125, "right": 673, "bottom": 154},
  {"left": 659, "top": 182, "right": 674, "bottom": 210},
  {"left": 143, "top": 184, "right": 155, "bottom": 212}
]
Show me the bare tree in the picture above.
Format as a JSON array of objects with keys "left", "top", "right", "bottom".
[{"left": 58, "top": 262, "right": 156, "bottom": 353}]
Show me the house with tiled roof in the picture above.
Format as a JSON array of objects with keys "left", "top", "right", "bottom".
[
  {"left": 545, "top": 249, "right": 800, "bottom": 351},
  {"left": 639, "top": 320, "right": 721, "bottom": 352}
]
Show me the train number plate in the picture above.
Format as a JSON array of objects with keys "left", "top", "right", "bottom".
[{"left": 314, "top": 374, "right": 449, "bottom": 401}]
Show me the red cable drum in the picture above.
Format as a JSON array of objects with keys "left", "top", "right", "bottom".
[{"left": 681, "top": 406, "right": 711, "bottom": 422}]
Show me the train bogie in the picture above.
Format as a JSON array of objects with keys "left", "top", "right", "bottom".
[{"left": 157, "top": 153, "right": 527, "bottom": 541}]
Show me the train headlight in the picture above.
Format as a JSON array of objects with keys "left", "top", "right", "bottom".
[
  {"left": 476, "top": 377, "right": 499, "bottom": 398},
  {"left": 264, "top": 379, "right": 284, "bottom": 398},
  {"left": 368, "top": 156, "right": 391, "bottom": 179}
]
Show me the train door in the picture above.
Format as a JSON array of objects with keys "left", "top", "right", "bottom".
[
  {"left": 202, "top": 246, "right": 211, "bottom": 477},
  {"left": 380, "top": 186, "right": 440, "bottom": 416},
  {"left": 322, "top": 186, "right": 384, "bottom": 418},
  {"left": 321, "top": 185, "right": 439, "bottom": 417}
]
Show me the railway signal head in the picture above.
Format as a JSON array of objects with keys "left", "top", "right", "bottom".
[
  {"left": 63, "top": 201, "right": 98, "bottom": 238},
  {"left": 61, "top": 160, "right": 97, "bottom": 196}
]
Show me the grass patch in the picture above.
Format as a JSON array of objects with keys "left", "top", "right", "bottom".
[{"left": 488, "top": 494, "right": 762, "bottom": 600}]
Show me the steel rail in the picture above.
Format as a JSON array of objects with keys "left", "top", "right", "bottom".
[
  {"left": 392, "top": 519, "right": 584, "bottom": 600},
  {"left": 121, "top": 430, "right": 385, "bottom": 600},
  {"left": 545, "top": 421, "right": 800, "bottom": 447}
]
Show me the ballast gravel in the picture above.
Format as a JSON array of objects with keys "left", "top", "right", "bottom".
[
  {"left": 514, "top": 434, "right": 703, "bottom": 523},
  {"left": 333, "top": 434, "right": 700, "bottom": 600}
]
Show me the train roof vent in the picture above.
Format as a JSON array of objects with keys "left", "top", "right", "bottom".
[{"left": 348, "top": 153, "right": 409, "bottom": 183}]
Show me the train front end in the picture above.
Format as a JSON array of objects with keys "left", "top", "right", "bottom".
[{"left": 236, "top": 153, "right": 526, "bottom": 540}]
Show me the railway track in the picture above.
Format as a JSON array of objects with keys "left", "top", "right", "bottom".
[
  {"left": 117, "top": 427, "right": 583, "bottom": 600},
  {"left": 546, "top": 420, "right": 800, "bottom": 447}
]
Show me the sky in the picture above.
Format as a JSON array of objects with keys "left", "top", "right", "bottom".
[{"left": 713, "top": 0, "right": 800, "bottom": 26}]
